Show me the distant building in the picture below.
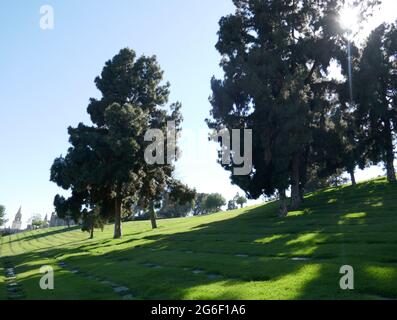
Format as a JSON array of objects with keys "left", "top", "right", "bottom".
[
  {"left": 49, "top": 212, "right": 69, "bottom": 227},
  {"left": 42, "top": 214, "right": 50, "bottom": 228},
  {"left": 11, "top": 207, "right": 22, "bottom": 231}
]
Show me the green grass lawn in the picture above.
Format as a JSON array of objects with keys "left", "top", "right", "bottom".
[{"left": 1, "top": 177, "right": 397, "bottom": 300}]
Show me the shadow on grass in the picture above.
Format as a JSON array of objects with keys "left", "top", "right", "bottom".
[
  {"left": 5, "top": 226, "right": 81, "bottom": 245},
  {"left": 2, "top": 178, "right": 397, "bottom": 300}
]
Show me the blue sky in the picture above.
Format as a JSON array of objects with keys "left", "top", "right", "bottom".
[{"left": 0, "top": 0, "right": 396, "bottom": 226}]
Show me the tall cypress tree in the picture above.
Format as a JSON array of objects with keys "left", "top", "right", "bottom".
[
  {"left": 51, "top": 48, "right": 188, "bottom": 238},
  {"left": 208, "top": 0, "right": 378, "bottom": 216},
  {"left": 355, "top": 23, "right": 397, "bottom": 182}
]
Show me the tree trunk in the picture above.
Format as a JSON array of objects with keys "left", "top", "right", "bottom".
[
  {"left": 384, "top": 119, "right": 396, "bottom": 182},
  {"left": 386, "top": 158, "right": 396, "bottom": 182},
  {"left": 149, "top": 203, "right": 158, "bottom": 229},
  {"left": 349, "top": 170, "right": 357, "bottom": 186},
  {"left": 114, "top": 197, "right": 122, "bottom": 239},
  {"left": 290, "top": 154, "right": 302, "bottom": 210},
  {"left": 299, "top": 184, "right": 305, "bottom": 202},
  {"left": 90, "top": 224, "right": 94, "bottom": 239},
  {"left": 300, "top": 163, "right": 308, "bottom": 203},
  {"left": 278, "top": 189, "right": 288, "bottom": 218}
]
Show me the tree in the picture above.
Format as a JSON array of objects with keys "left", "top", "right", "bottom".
[
  {"left": 0, "top": 205, "right": 7, "bottom": 227},
  {"left": 157, "top": 183, "right": 196, "bottom": 219},
  {"left": 192, "top": 193, "right": 209, "bottom": 215},
  {"left": 306, "top": 106, "right": 362, "bottom": 191},
  {"left": 157, "top": 197, "right": 193, "bottom": 218},
  {"left": 355, "top": 23, "right": 397, "bottom": 182},
  {"left": 208, "top": 0, "right": 379, "bottom": 217},
  {"left": 51, "top": 48, "right": 188, "bottom": 238},
  {"left": 330, "top": 108, "right": 360, "bottom": 185},
  {"left": 202, "top": 193, "right": 226, "bottom": 214},
  {"left": 227, "top": 199, "right": 238, "bottom": 211},
  {"left": 304, "top": 166, "right": 348, "bottom": 193},
  {"left": 30, "top": 214, "right": 43, "bottom": 230},
  {"left": 234, "top": 193, "right": 247, "bottom": 208},
  {"left": 81, "top": 206, "right": 105, "bottom": 239},
  {"left": 53, "top": 194, "right": 83, "bottom": 227}
]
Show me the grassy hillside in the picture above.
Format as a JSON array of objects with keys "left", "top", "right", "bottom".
[{"left": 1, "top": 178, "right": 397, "bottom": 300}]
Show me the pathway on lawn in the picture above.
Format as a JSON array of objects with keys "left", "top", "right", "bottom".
[
  {"left": 102, "top": 249, "right": 259, "bottom": 283},
  {"left": 3, "top": 234, "right": 135, "bottom": 300},
  {"left": 56, "top": 261, "right": 135, "bottom": 300},
  {"left": 2, "top": 260, "right": 25, "bottom": 300}
]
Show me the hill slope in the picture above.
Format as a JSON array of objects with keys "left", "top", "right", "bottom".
[{"left": 1, "top": 178, "right": 397, "bottom": 300}]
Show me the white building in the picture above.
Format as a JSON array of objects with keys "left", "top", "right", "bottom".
[{"left": 11, "top": 207, "right": 22, "bottom": 231}]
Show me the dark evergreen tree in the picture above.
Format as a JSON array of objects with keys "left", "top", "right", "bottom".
[
  {"left": 355, "top": 23, "right": 397, "bottom": 182},
  {"left": 208, "top": 0, "right": 379, "bottom": 216},
  {"left": 51, "top": 48, "right": 188, "bottom": 238},
  {"left": 81, "top": 206, "right": 105, "bottom": 239}
]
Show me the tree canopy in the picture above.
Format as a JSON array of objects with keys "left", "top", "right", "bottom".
[
  {"left": 354, "top": 23, "right": 397, "bottom": 182},
  {"left": 0, "top": 205, "right": 7, "bottom": 227},
  {"left": 202, "top": 193, "right": 227, "bottom": 214},
  {"left": 234, "top": 193, "right": 247, "bottom": 208},
  {"left": 30, "top": 214, "right": 44, "bottom": 230},
  {"left": 208, "top": 0, "right": 382, "bottom": 216},
  {"left": 51, "top": 48, "right": 192, "bottom": 238}
]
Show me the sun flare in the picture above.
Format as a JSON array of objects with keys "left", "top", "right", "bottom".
[{"left": 339, "top": 5, "right": 360, "bottom": 31}]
